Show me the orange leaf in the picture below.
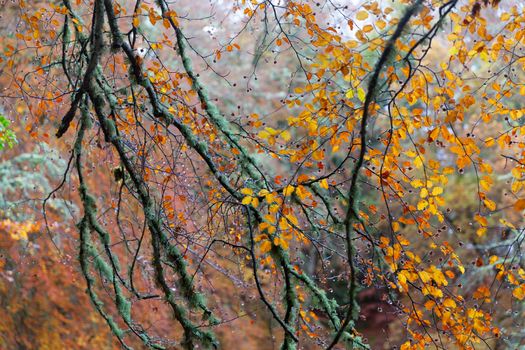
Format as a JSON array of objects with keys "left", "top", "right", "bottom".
[{"left": 514, "top": 199, "right": 525, "bottom": 211}]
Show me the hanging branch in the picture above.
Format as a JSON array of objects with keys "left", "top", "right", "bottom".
[{"left": 327, "top": 1, "right": 426, "bottom": 348}]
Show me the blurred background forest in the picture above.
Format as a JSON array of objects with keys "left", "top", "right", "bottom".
[{"left": 1, "top": 0, "right": 525, "bottom": 349}]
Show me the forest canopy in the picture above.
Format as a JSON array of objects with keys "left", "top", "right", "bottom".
[{"left": 1, "top": 0, "right": 525, "bottom": 349}]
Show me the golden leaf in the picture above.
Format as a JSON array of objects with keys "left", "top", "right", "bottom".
[
  {"left": 356, "top": 11, "right": 368, "bottom": 21},
  {"left": 512, "top": 285, "right": 525, "bottom": 301}
]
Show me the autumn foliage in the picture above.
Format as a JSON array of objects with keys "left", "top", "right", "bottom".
[{"left": 1, "top": 0, "right": 525, "bottom": 349}]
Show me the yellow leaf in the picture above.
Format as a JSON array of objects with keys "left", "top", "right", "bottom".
[
  {"left": 417, "top": 200, "right": 428, "bottom": 211},
  {"left": 502, "top": 218, "right": 517, "bottom": 229},
  {"left": 431, "top": 187, "right": 443, "bottom": 196},
  {"left": 424, "top": 300, "right": 435, "bottom": 310},
  {"left": 264, "top": 192, "right": 276, "bottom": 204},
  {"left": 264, "top": 214, "right": 276, "bottom": 225},
  {"left": 279, "top": 218, "right": 289, "bottom": 230},
  {"left": 260, "top": 240, "right": 272, "bottom": 254},
  {"left": 411, "top": 179, "right": 424, "bottom": 188},
  {"left": 400, "top": 341, "right": 411, "bottom": 350},
  {"left": 484, "top": 199, "right": 496, "bottom": 211},
  {"left": 274, "top": 237, "right": 289, "bottom": 250},
  {"left": 356, "top": 11, "right": 368, "bottom": 21},
  {"left": 258, "top": 130, "right": 271, "bottom": 139},
  {"left": 319, "top": 179, "right": 329, "bottom": 189},
  {"left": 357, "top": 88, "right": 366, "bottom": 102},
  {"left": 500, "top": 12, "right": 510, "bottom": 21},
  {"left": 295, "top": 185, "right": 309, "bottom": 200},
  {"left": 430, "top": 265, "right": 448, "bottom": 286},
  {"left": 285, "top": 213, "right": 299, "bottom": 226},
  {"left": 443, "top": 298, "right": 457, "bottom": 309},
  {"left": 312, "top": 149, "right": 325, "bottom": 161},
  {"left": 398, "top": 235, "right": 410, "bottom": 245},
  {"left": 392, "top": 222, "right": 400, "bottom": 232},
  {"left": 475, "top": 214, "right": 488, "bottom": 226},
  {"left": 283, "top": 185, "right": 295, "bottom": 196},
  {"left": 405, "top": 150, "right": 417, "bottom": 158},
  {"left": 418, "top": 271, "right": 431, "bottom": 283},
  {"left": 259, "top": 189, "right": 269, "bottom": 196},
  {"left": 241, "top": 188, "right": 254, "bottom": 195},
  {"left": 414, "top": 155, "right": 423, "bottom": 169},
  {"left": 476, "top": 227, "right": 487, "bottom": 237},
  {"left": 429, "top": 127, "right": 440, "bottom": 141},
  {"left": 281, "top": 130, "right": 291, "bottom": 142},
  {"left": 423, "top": 285, "right": 443, "bottom": 298},
  {"left": 513, "top": 285, "right": 525, "bottom": 301},
  {"left": 242, "top": 196, "right": 252, "bottom": 205},
  {"left": 478, "top": 177, "right": 488, "bottom": 191}
]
